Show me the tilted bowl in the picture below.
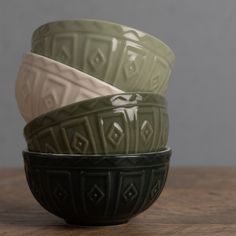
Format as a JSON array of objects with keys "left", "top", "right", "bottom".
[
  {"left": 15, "top": 52, "right": 123, "bottom": 122},
  {"left": 31, "top": 19, "right": 175, "bottom": 94},
  {"left": 24, "top": 93, "right": 169, "bottom": 154}
]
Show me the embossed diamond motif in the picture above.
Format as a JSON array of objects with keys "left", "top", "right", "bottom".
[
  {"left": 72, "top": 132, "right": 89, "bottom": 153},
  {"left": 44, "top": 93, "right": 57, "bottom": 109},
  {"left": 89, "top": 48, "right": 105, "bottom": 69},
  {"left": 124, "top": 60, "right": 139, "bottom": 79},
  {"left": 54, "top": 184, "right": 68, "bottom": 202},
  {"left": 107, "top": 122, "right": 124, "bottom": 147},
  {"left": 123, "top": 183, "right": 138, "bottom": 202},
  {"left": 87, "top": 184, "right": 105, "bottom": 205},
  {"left": 151, "top": 180, "right": 161, "bottom": 198},
  {"left": 141, "top": 120, "right": 154, "bottom": 142},
  {"left": 56, "top": 46, "right": 70, "bottom": 63}
]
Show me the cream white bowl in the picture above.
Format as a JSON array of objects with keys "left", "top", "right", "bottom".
[{"left": 15, "top": 53, "right": 123, "bottom": 122}]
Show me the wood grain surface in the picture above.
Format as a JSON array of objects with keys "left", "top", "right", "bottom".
[{"left": 0, "top": 167, "right": 236, "bottom": 235}]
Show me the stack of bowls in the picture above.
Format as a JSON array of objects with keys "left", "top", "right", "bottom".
[{"left": 15, "top": 19, "right": 175, "bottom": 226}]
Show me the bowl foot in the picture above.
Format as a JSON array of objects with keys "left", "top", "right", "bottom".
[{"left": 65, "top": 218, "right": 129, "bottom": 226}]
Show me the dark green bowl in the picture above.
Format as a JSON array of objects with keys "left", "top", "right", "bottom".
[
  {"left": 31, "top": 19, "right": 175, "bottom": 94},
  {"left": 24, "top": 93, "right": 168, "bottom": 154},
  {"left": 23, "top": 148, "right": 171, "bottom": 226}
]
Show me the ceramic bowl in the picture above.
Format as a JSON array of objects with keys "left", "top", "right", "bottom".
[
  {"left": 31, "top": 19, "right": 175, "bottom": 94},
  {"left": 15, "top": 52, "right": 123, "bottom": 122},
  {"left": 24, "top": 93, "right": 168, "bottom": 154},
  {"left": 23, "top": 148, "right": 171, "bottom": 226}
]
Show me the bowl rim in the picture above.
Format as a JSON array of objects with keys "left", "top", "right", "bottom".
[
  {"left": 23, "top": 147, "right": 171, "bottom": 158},
  {"left": 31, "top": 18, "right": 175, "bottom": 67}
]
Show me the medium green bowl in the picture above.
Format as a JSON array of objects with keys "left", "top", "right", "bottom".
[
  {"left": 24, "top": 93, "right": 168, "bottom": 154},
  {"left": 31, "top": 19, "right": 175, "bottom": 94}
]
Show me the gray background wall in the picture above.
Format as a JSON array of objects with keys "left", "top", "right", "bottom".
[{"left": 1, "top": 0, "right": 235, "bottom": 166}]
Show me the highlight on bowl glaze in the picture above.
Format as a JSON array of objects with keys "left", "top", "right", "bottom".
[
  {"left": 31, "top": 19, "right": 175, "bottom": 94},
  {"left": 15, "top": 52, "right": 123, "bottom": 122},
  {"left": 23, "top": 148, "right": 171, "bottom": 226},
  {"left": 24, "top": 93, "right": 169, "bottom": 154}
]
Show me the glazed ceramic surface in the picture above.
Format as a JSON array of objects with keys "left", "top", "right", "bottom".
[
  {"left": 24, "top": 93, "right": 168, "bottom": 154},
  {"left": 23, "top": 148, "right": 171, "bottom": 226},
  {"left": 15, "top": 53, "right": 123, "bottom": 122},
  {"left": 31, "top": 19, "right": 175, "bottom": 94}
]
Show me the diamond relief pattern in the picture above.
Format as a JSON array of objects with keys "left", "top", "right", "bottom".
[
  {"left": 72, "top": 133, "right": 89, "bottom": 153},
  {"left": 123, "top": 183, "right": 138, "bottom": 202},
  {"left": 124, "top": 60, "right": 139, "bottom": 79},
  {"left": 43, "top": 93, "right": 57, "bottom": 109},
  {"left": 25, "top": 94, "right": 168, "bottom": 153},
  {"left": 140, "top": 120, "right": 154, "bottom": 142},
  {"left": 107, "top": 122, "right": 124, "bottom": 147},
  {"left": 151, "top": 180, "right": 161, "bottom": 198},
  {"left": 54, "top": 184, "right": 68, "bottom": 202},
  {"left": 56, "top": 46, "right": 71, "bottom": 64},
  {"left": 89, "top": 48, "right": 106, "bottom": 70},
  {"left": 32, "top": 22, "right": 174, "bottom": 96},
  {"left": 87, "top": 184, "right": 105, "bottom": 205}
]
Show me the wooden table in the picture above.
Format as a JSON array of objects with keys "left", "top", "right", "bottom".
[{"left": 0, "top": 167, "right": 236, "bottom": 235}]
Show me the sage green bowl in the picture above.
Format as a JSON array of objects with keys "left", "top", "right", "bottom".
[
  {"left": 31, "top": 19, "right": 175, "bottom": 94},
  {"left": 24, "top": 93, "right": 168, "bottom": 154}
]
